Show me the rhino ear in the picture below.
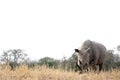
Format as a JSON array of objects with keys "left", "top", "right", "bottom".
[
  {"left": 85, "top": 48, "right": 91, "bottom": 53},
  {"left": 75, "top": 49, "right": 79, "bottom": 52}
]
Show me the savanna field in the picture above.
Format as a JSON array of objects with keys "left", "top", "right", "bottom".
[{"left": 0, "top": 65, "right": 120, "bottom": 80}]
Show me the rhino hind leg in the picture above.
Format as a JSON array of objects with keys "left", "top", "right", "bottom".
[
  {"left": 92, "top": 65, "right": 97, "bottom": 71},
  {"left": 99, "top": 63, "right": 103, "bottom": 71}
]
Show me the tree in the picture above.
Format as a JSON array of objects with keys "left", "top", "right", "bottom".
[
  {"left": 60, "top": 56, "right": 68, "bottom": 70},
  {"left": 38, "top": 57, "right": 60, "bottom": 68},
  {"left": 67, "top": 53, "right": 78, "bottom": 71},
  {"left": 104, "top": 46, "right": 120, "bottom": 70},
  {"left": 117, "top": 45, "right": 120, "bottom": 51},
  {"left": 0, "top": 50, "right": 11, "bottom": 64},
  {"left": 104, "top": 50, "right": 114, "bottom": 70},
  {"left": 0, "top": 49, "right": 28, "bottom": 70}
]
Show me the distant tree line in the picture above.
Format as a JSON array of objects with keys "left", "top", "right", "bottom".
[{"left": 0, "top": 45, "right": 120, "bottom": 71}]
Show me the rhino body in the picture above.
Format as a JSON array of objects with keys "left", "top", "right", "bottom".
[{"left": 75, "top": 40, "right": 106, "bottom": 72}]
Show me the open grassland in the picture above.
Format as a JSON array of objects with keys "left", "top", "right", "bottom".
[{"left": 0, "top": 65, "right": 120, "bottom": 80}]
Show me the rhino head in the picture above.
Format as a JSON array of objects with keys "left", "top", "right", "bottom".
[{"left": 75, "top": 48, "right": 91, "bottom": 72}]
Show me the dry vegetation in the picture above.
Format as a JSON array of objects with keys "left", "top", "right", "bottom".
[{"left": 0, "top": 65, "right": 120, "bottom": 80}]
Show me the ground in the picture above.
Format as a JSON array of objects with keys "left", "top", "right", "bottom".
[{"left": 0, "top": 65, "right": 120, "bottom": 80}]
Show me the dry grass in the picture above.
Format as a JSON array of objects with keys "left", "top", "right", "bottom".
[{"left": 0, "top": 65, "right": 120, "bottom": 80}]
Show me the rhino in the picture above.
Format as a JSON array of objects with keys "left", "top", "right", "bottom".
[{"left": 75, "top": 40, "right": 106, "bottom": 73}]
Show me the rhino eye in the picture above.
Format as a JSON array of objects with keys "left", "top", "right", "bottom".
[{"left": 81, "top": 53, "right": 84, "bottom": 56}]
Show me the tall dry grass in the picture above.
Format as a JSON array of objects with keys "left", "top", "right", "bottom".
[{"left": 0, "top": 65, "right": 120, "bottom": 80}]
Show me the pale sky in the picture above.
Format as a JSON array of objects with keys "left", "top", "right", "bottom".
[{"left": 0, "top": 0, "right": 120, "bottom": 60}]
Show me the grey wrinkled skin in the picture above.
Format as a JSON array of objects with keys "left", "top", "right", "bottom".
[{"left": 75, "top": 40, "right": 106, "bottom": 73}]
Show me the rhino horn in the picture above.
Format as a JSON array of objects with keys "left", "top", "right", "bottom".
[{"left": 85, "top": 47, "right": 91, "bottom": 53}]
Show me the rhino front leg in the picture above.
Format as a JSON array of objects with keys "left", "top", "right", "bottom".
[{"left": 91, "top": 59, "right": 98, "bottom": 71}]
